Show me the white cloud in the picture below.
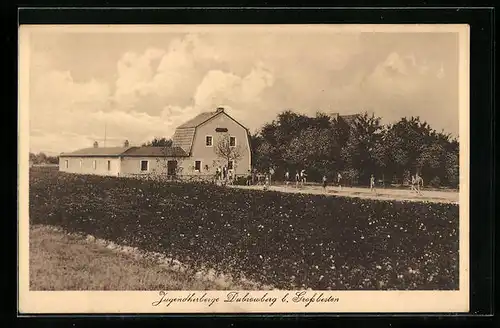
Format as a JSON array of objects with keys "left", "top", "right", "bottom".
[{"left": 28, "top": 32, "right": 458, "bottom": 154}]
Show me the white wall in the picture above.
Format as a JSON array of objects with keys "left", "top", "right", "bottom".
[
  {"left": 190, "top": 113, "right": 252, "bottom": 176},
  {"left": 59, "top": 156, "right": 121, "bottom": 176}
]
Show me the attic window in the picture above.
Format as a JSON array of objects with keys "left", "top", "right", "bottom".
[{"left": 215, "top": 128, "right": 228, "bottom": 133}]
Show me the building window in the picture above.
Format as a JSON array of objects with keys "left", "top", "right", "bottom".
[
  {"left": 107, "top": 160, "right": 111, "bottom": 171},
  {"left": 194, "top": 160, "right": 201, "bottom": 172},
  {"left": 140, "top": 160, "right": 149, "bottom": 172},
  {"left": 93, "top": 160, "right": 97, "bottom": 170},
  {"left": 205, "top": 135, "right": 213, "bottom": 147},
  {"left": 228, "top": 160, "right": 234, "bottom": 170},
  {"left": 65, "top": 160, "right": 69, "bottom": 169},
  {"left": 230, "top": 136, "right": 236, "bottom": 147}
]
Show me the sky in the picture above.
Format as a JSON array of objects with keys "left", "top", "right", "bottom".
[{"left": 24, "top": 26, "right": 460, "bottom": 155}]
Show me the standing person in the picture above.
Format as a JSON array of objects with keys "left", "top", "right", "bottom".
[
  {"left": 322, "top": 175, "right": 328, "bottom": 191},
  {"left": 337, "top": 172, "right": 342, "bottom": 191},
  {"left": 415, "top": 173, "right": 423, "bottom": 195},
  {"left": 295, "top": 171, "right": 300, "bottom": 188},
  {"left": 246, "top": 170, "right": 252, "bottom": 186},
  {"left": 284, "top": 170, "right": 290, "bottom": 187},
  {"left": 222, "top": 165, "right": 227, "bottom": 185},
  {"left": 410, "top": 175, "right": 416, "bottom": 193},
  {"left": 263, "top": 175, "right": 270, "bottom": 191},
  {"left": 300, "top": 169, "right": 307, "bottom": 186},
  {"left": 269, "top": 167, "right": 275, "bottom": 186},
  {"left": 370, "top": 174, "right": 376, "bottom": 192}
]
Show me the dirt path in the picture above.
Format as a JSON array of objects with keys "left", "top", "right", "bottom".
[{"left": 229, "top": 184, "right": 459, "bottom": 204}]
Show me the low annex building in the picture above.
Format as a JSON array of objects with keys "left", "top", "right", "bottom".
[{"left": 59, "top": 107, "right": 252, "bottom": 178}]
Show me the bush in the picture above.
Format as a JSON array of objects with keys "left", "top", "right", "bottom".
[
  {"left": 233, "top": 176, "right": 249, "bottom": 186},
  {"left": 29, "top": 169, "right": 459, "bottom": 290},
  {"left": 429, "top": 176, "right": 441, "bottom": 188}
]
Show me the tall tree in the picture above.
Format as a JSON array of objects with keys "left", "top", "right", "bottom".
[
  {"left": 214, "top": 133, "right": 243, "bottom": 170},
  {"left": 142, "top": 137, "right": 172, "bottom": 147}
]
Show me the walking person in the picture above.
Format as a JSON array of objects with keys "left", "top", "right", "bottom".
[
  {"left": 295, "top": 171, "right": 300, "bottom": 188},
  {"left": 410, "top": 175, "right": 417, "bottom": 193},
  {"left": 337, "top": 172, "right": 342, "bottom": 191},
  {"left": 370, "top": 174, "right": 376, "bottom": 193}
]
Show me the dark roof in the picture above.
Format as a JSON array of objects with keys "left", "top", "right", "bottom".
[
  {"left": 171, "top": 127, "right": 196, "bottom": 154},
  {"left": 122, "top": 146, "right": 188, "bottom": 157},
  {"left": 60, "top": 147, "right": 132, "bottom": 157},
  {"left": 60, "top": 146, "right": 189, "bottom": 158},
  {"left": 176, "top": 111, "right": 218, "bottom": 129}
]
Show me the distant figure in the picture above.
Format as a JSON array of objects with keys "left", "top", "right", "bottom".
[
  {"left": 269, "top": 167, "right": 275, "bottom": 185},
  {"left": 284, "top": 170, "right": 290, "bottom": 187},
  {"left": 410, "top": 175, "right": 417, "bottom": 192},
  {"left": 337, "top": 173, "right": 342, "bottom": 190},
  {"left": 228, "top": 170, "right": 233, "bottom": 184},
  {"left": 263, "top": 175, "right": 270, "bottom": 191},
  {"left": 216, "top": 167, "right": 221, "bottom": 181},
  {"left": 370, "top": 174, "right": 376, "bottom": 192},
  {"left": 300, "top": 169, "right": 307, "bottom": 185},
  {"left": 295, "top": 171, "right": 300, "bottom": 188},
  {"left": 415, "top": 173, "right": 424, "bottom": 195},
  {"left": 222, "top": 166, "right": 227, "bottom": 180},
  {"left": 246, "top": 170, "right": 252, "bottom": 186},
  {"left": 322, "top": 175, "right": 328, "bottom": 191}
]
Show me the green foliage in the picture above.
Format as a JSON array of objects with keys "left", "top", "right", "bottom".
[
  {"left": 142, "top": 137, "right": 173, "bottom": 147},
  {"left": 29, "top": 152, "right": 59, "bottom": 165},
  {"left": 251, "top": 112, "right": 459, "bottom": 188}
]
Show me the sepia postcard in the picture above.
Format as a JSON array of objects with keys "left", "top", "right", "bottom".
[{"left": 18, "top": 24, "right": 470, "bottom": 314}]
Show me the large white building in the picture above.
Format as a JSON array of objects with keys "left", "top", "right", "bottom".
[{"left": 59, "top": 107, "right": 252, "bottom": 179}]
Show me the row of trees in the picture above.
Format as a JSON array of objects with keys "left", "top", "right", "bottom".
[
  {"left": 250, "top": 111, "right": 459, "bottom": 188},
  {"left": 29, "top": 152, "right": 59, "bottom": 165}
]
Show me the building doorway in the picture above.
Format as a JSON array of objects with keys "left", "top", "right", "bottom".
[{"left": 167, "top": 160, "right": 178, "bottom": 176}]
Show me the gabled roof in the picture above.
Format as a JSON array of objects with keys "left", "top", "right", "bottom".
[
  {"left": 60, "top": 147, "right": 132, "bottom": 157},
  {"left": 176, "top": 111, "right": 219, "bottom": 129},
  {"left": 122, "top": 146, "right": 188, "bottom": 157},
  {"left": 172, "top": 108, "right": 249, "bottom": 155}
]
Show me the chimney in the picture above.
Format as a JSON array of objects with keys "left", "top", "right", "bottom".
[
  {"left": 93, "top": 141, "right": 99, "bottom": 148},
  {"left": 124, "top": 140, "right": 130, "bottom": 147},
  {"left": 216, "top": 106, "right": 225, "bottom": 113}
]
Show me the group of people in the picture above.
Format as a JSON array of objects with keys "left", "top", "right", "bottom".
[
  {"left": 251, "top": 167, "right": 425, "bottom": 196},
  {"left": 215, "top": 165, "right": 234, "bottom": 185},
  {"left": 283, "top": 169, "right": 308, "bottom": 188}
]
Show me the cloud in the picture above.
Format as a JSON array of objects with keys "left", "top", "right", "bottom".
[{"left": 28, "top": 31, "right": 459, "bottom": 154}]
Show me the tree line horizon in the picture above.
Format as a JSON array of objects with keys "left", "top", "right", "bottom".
[{"left": 32, "top": 110, "right": 459, "bottom": 188}]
